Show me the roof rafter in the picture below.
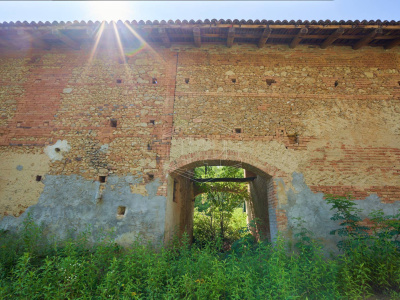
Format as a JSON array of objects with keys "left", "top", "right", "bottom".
[
  {"left": 258, "top": 27, "right": 272, "bottom": 48},
  {"left": 353, "top": 28, "right": 383, "bottom": 50},
  {"left": 227, "top": 27, "right": 235, "bottom": 48},
  {"left": 193, "top": 27, "right": 201, "bottom": 48},
  {"left": 385, "top": 37, "right": 400, "bottom": 49},
  {"left": 321, "top": 28, "right": 345, "bottom": 49},
  {"left": 289, "top": 27, "right": 308, "bottom": 48},
  {"left": 158, "top": 27, "right": 171, "bottom": 48},
  {"left": 53, "top": 30, "right": 80, "bottom": 50}
]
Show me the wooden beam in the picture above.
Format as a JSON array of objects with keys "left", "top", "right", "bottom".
[
  {"left": 227, "top": 27, "right": 235, "bottom": 48},
  {"left": 320, "top": 28, "right": 345, "bottom": 49},
  {"left": 53, "top": 30, "right": 80, "bottom": 50},
  {"left": 146, "top": 32, "right": 400, "bottom": 41},
  {"left": 192, "top": 177, "right": 256, "bottom": 183},
  {"left": 15, "top": 29, "right": 51, "bottom": 50},
  {"left": 258, "top": 27, "right": 272, "bottom": 48},
  {"left": 385, "top": 37, "right": 400, "bottom": 49},
  {"left": 193, "top": 27, "right": 201, "bottom": 47},
  {"left": 158, "top": 27, "right": 170, "bottom": 48},
  {"left": 353, "top": 28, "right": 382, "bottom": 50},
  {"left": 193, "top": 183, "right": 248, "bottom": 196},
  {"left": 289, "top": 27, "right": 308, "bottom": 49},
  {"left": 0, "top": 37, "right": 23, "bottom": 49}
]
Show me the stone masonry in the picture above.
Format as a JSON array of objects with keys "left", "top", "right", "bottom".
[{"left": 0, "top": 23, "right": 399, "bottom": 250}]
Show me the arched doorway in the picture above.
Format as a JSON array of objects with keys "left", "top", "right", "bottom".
[{"left": 164, "top": 156, "right": 281, "bottom": 245}]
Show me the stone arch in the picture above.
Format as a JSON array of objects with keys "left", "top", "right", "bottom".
[{"left": 164, "top": 150, "right": 289, "bottom": 244}]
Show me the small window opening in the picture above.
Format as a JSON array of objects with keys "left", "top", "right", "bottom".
[
  {"left": 334, "top": 80, "right": 339, "bottom": 87},
  {"left": 117, "top": 206, "right": 126, "bottom": 216},
  {"left": 149, "top": 120, "right": 155, "bottom": 125},
  {"left": 17, "top": 122, "right": 22, "bottom": 128},
  {"left": 398, "top": 81, "right": 400, "bottom": 86},
  {"left": 43, "top": 121, "right": 49, "bottom": 127},
  {"left": 110, "top": 119, "right": 117, "bottom": 128},
  {"left": 147, "top": 143, "right": 152, "bottom": 150},
  {"left": 148, "top": 174, "right": 154, "bottom": 180},
  {"left": 231, "top": 78, "right": 236, "bottom": 83},
  {"left": 235, "top": 128, "right": 242, "bottom": 134},
  {"left": 185, "top": 78, "right": 190, "bottom": 84},
  {"left": 266, "top": 79, "right": 276, "bottom": 86},
  {"left": 99, "top": 176, "right": 106, "bottom": 183},
  {"left": 116, "top": 79, "right": 122, "bottom": 84},
  {"left": 55, "top": 148, "right": 61, "bottom": 153},
  {"left": 152, "top": 78, "right": 157, "bottom": 84},
  {"left": 36, "top": 175, "right": 42, "bottom": 182}
]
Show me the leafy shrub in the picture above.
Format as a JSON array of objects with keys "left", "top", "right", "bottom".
[
  {"left": 326, "top": 194, "right": 400, "bottom": 297},
  {"left": 0, "top": 195, "right": 399, "bottom": 299}
]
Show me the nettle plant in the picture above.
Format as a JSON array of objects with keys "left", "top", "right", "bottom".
[
  {"left": 326, "top": 195, "right": 400, "bottom": 297},
  {"left": 326, "top": 194, "right": 400, "bottom": 252}
]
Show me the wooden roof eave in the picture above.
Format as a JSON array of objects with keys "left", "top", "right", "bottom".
[{"left": 3, "top": 24, "right": 400, "bottom": 31}]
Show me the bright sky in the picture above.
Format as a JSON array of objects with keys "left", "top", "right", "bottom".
[{"left": 0, "top": 0, "right": 399, "bottom": 23}]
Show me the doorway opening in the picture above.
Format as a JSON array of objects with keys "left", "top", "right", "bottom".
[{"left": 165, "top": 160, "right": 277, "bottom": 249}]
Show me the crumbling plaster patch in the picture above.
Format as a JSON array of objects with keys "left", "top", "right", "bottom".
[{"left": 44, "top": 140, "right": 71, "bottom": 161}]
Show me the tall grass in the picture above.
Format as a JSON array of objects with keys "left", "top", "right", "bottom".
[{"left": 0, "top": 196, "right": 399, "bottom": 299}]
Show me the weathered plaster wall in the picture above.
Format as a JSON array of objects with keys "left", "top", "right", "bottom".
[
  {"left": 0, "top": 43, "right": 399, "bottom": 248},
  {"left": 0, "top": 148, "right": 50, "bottom": 216},
  {"left": 0, "top": 174, "right": 166, "bottom": 246}
]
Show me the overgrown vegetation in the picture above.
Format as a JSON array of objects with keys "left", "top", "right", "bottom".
[
  {"left": 0, "top": 195, "right": 399, "bottom": 299},
  {"left": 192, "top": 166, "right": 249, "bottom": 248}
]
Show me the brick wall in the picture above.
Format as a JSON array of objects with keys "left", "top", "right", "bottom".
[{"left": 0, "top": 43, "right": 399, "bottom": 239}]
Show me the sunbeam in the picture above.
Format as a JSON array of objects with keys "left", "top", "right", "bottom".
[
  {"left": 123, "top": 22, "right": 165, "bottom": 64},
  {"left": 88, "top": 21, "right": 105, "bottom": 66}
]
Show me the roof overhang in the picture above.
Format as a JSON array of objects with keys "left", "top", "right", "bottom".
[{"left": 1, "top": 19, "right": 400, "bottom": 50}]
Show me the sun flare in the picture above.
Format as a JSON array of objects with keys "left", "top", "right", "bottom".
[{"left": 86, "top": 1, "right": 131, "bottom": 22}]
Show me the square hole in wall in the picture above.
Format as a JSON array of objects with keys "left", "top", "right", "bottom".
[
  {"left": 110, "top": 119, "right": 117, "bottom": 127},
  {"left": 99, "top": 176, "right": 107, "bottom": 183},
  {"left": 234, "top": 128, "right": 242, "bottom": 134},
  {"left": 117, "top": 206, "right": 126, "bottom": 216},
  {"left": 147, "top": 143, "right": 152, "bottom": 150},
  {"left": 116, "top": 79, "right": 122, "bottom": 84},
  {"left": 185, "top": 78, "right": 190, "bottom": 84},
  {"left": 398, "top": 81, "right": 400, "bottom": 86},
  {"left": 36, "top": 175, "right": 42, "bottom": 182},
  {"left": 334, "top": 80, "right": 339, "bottom": 87},
  {"left": 231, "top": 78, "right": 236, "bottom": 83},
  {"left": 152, "top": 78, "right": 157, "bottom": 84},
  {"left": 266, "top": 79, "right": 276, "bottom": 86},
  {"left": 17, "top": 122, "right": 22, "bottom": 128},
  {"left": 35, "top": 79, "right": 41, "bottom": 83},
  {"left": 43, "top": 121, "right": 49, "bottom": 127},
  {"left": 148, "top": 174, "right": 154, "bottom": 180},
  {"left": 149, "top": 120, "right": 155, "bottom": 125}
]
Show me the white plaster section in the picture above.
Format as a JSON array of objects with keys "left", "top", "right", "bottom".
[{"left": 44, "top": 140, "right": 71, "bottom": 161}]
